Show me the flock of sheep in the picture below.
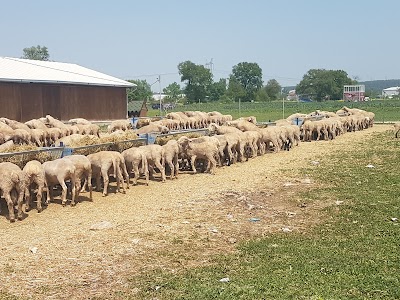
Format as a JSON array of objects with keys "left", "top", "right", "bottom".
[{"left": 0, "top": 106, "right": 376, "bottom": 223}]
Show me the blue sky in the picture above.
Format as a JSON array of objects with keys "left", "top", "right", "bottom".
[{"left": 1, "top": 0, "right": 398, "bottom": 90}]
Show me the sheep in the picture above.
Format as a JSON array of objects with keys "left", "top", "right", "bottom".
[
  {"left": 43, "top": 158, "right": 77, "bottom": 207},
  {"left": 137, "top": 144, "right": 166, "bottom": 182},
  {"left": 121, "top": 147, "right": 149, "bottom": 185},
  {"left": 107, "top": 119, "right": 132, "bottom": 133},
  {"left": 0, "top": 162, "right": 26, "bottom": 222},
  {"left": 162, "top": 139, "right": 180, "bottom": 179},
  {"left": 23, "top": 160, "right": 46, "bottom": 213},
  {"left": 86, "top": 151, "right": 123, "bottom": 197},
  {"left": 177, "top": 136, "right": 219, "bottom": 175},
  {"left": 63, "top": 155, "right": 93, "bottom": 202}
]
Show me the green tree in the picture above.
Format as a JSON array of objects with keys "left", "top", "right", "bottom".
[
  {"left": 163, "top": 82, "right": 182, "bottom": 103},
  {"left": 22, "top": 45, "right": 50, "bottom": 61},
  {"left": 264, "top": 79, "right": 282, "bottom": 100},
  {"left": 178, "top": 61, "right": 212, "bottom": 103},
  {"left": 226, "top": 77, "right": 246, "bottom": 103},
  {"left": 255, "top": 88, "right": 270, "bottom": 102},
  {"left": 296, "top": 69, "right": 354, "bottom": 101},
  {"left": 126, "top": 79, "right": 152, "bottom": 102},
  {"left": 230, "top": 62, "right": 263, "bottom": 102},
  {"left": 208, "top": 78, "right": 227, "bottom": 101}
]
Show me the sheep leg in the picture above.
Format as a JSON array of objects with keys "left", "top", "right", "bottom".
[
  {"left": 70, "top": 175, "right": 76, "bottom": 206},
  {"left": 207, "top": 154, "right": 217, "bottom": 175},
  {"left": 4, "top": 191, "right": 16, "bottom": 222},
  {"left": 122, "top": 164, "right": 130, "bottom": 190},
  {"left": 154, "top": 159, "right": 166, "bottom": 182},
  {"left": 101, "top": 168, "right": 109, "bottom": 196},
  {"left": 87, "top": 172, "right": 93, "bottom": 201},
  {"left": 59, "top": 180, "right": 68, "bottom": 207},
  {"left": 46, "top": 184, "right": 54, "bottom": 204},
  {"left": 167, "top": 159, "right": 175, "bottom": 180},
  {"left": 116, "top": 166, "right": 126, "bottom": 194},
  {"left": 24, "top": 185, "right": 31, "bottom": 212},
  {"left": 16, "top": 188, "right": 24, "bottom": 220},
  {"left": 132, "top": 163, "right": 139, "bottom": 185},
  {"left": 173, "top": 154, "right": 179, "bottom": 179},
  {"left": 36, "top": 185, "right": 43, "bottom": 213}
]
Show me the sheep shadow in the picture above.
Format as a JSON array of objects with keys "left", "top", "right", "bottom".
[{"left": 0, "top": 198, "right": 31, "bottom": 222}]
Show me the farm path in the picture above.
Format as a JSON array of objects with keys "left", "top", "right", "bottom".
[{"left": 0, "top": 124, "right": 392, "bottom": 299}]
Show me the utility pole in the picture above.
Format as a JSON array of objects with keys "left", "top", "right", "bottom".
[
  {"left": 158, "top": 75, "right": 162, "bottom": 116},
  {"left": 282, "top": 87, "right": 285, "bottom": 119},
  {"left": 205, "top": 58, "right": 214, "bottom": 76}
]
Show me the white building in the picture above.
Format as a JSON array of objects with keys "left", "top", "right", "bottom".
[
  {"left": 151, "top": 93, "right": 168, "bottom": 101},
  {"left": 382, "top": 87, "right": 400, "bottom": 98},
  {"left": 286, "top": 89, "right": 298, "bottom": 101}
]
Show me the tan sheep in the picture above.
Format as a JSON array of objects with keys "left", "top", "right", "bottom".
[
  {"left": 63, "top": 155, "right": 93, "bottom": 201},
  {"left": 121, "top": 147, "right": 149, "bottom": 185},
  {"left": 43, "top": 158, "right": 77, "bottom": 207},
  {"left": 107, "top": 119, "right": 132, "bottom": 133},
  {"left": 23, "top": 160, "right": 46, "bottom": 213},
  {"left": 0, "top": 162, "right": 26, "bottom": 222},
  {"left": 87, "top": 151, "right": 123, "bottom": 196},
  {"left": 178, "top": 136, "right": 218, "bottom": 175},
  {"left": 137, "top": 144, "right": 166, "bottom": 182},
  {"left": 162, "top": 139, "right": 180, "bottom": 179},
  {"left": 68, "top": 118, "right": 91, "bottom": 125},
  {"left": 136, "top": 123, "right": 169, "bottom": 135}
]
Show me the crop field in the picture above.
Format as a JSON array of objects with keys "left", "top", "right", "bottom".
[
  {"left": 0, "top": 124, "right": 398, "bottom": 299},
  {"left": 149, "top": 99, "right": 400, "bottom": 122}
]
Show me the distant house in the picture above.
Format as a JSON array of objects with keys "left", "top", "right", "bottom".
[
  {"left": 0, "top": 57, "right": 134, "bottom": 121},
  {"left": 151, "top": 93, "right": 168, "bottom": 101},
  {"left": 382, "top": 86, "right": 400, "bottom": 98},
  {"left": 286, "top": 89, "right": 298, "bottom": 101},
  {"left": 343, "top": 85, "right": 365, "bottom": 102}
]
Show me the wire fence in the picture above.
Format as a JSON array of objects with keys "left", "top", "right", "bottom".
[
  {"left": 0, "top": 129, "right": 210, "bottom": 168},
  {"left": 160, "top": 99, "right": 400, "bottom": 123},
  {"left": 0, "top": 139, "right": 146, "bottom": 169}
]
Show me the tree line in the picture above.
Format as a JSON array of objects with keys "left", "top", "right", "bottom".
[
  {"left": 127, "top": 61, "right": 284, "bottom": 104},
  {"left": 128, "top": 62, "right": 356, "bottom": 103},
  {"left": 21, "top": 45, "right": 357, "bottom": 103}
]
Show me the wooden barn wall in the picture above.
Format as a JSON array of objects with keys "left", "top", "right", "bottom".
[
  {"left": 42, "top": 85, "right": 61, "bottom": 119},
  {"left": 0, "top": 83, "right": 22, "bottom": 120},
  {"left": 20, "top": 84, "right": 45, "bottom": 121},
  {"left": 59, "top": 86, "right": 127, "bottom": 121},
  {"left": 0, "top": 82, "right": 127, "bottom": 122}
]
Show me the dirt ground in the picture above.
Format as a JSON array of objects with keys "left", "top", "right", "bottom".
[{"left": 0, "top": 125, "right": 392, "bottom": 299}]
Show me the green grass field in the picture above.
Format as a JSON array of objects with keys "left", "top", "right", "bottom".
[
  {"left": 130, "top": 130, "right": 400, "bottom": 299},
  {"left": 148, "top": 99, "right": 400, "bottom": 122}
]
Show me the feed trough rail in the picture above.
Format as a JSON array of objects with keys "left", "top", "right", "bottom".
[
  {"left": 256, "top": 121, "right": 276, "bottom": 127},
  {"left": 0, "top": 138, "right": 147, "bottom": 166},
  {"left": 62, "top": 138, "right": 147, "bottom": 156},
  {"left": 164, "top": 128, "right": 209, "bottom": 137},
  {"left": 291, "top": 116, "right": 325, "bottom": 126},
  {"left": 139, "top": 128, "right": 210, "bottom": 145},
  {"left": 0, "top": 147, "right": 65, "bottom": 168}
]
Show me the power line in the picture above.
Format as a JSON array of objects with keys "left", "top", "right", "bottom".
[
  {"left": 205, "top": 58, "right": 214, "bottom": 75},
  {"left": 124, "top": 72, "right": 179, "bottom": 78}
]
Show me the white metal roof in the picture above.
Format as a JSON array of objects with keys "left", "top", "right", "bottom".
[
  {"left": 383, "top": 86, "right": 400, "bottom": 91},
  {"left": 0, "top": 57, "right": 135, "bottom": 88}
]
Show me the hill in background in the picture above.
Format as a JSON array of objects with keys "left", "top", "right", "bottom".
[
  {"left": 359, "top": 79, "right": 400, "bottom": 93},
  {"left": 283, "top": 79, "right": 400, "bottom": 95}
]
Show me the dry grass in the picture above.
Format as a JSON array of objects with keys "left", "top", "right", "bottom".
[
  {"left": 156, "top": 132, "right": 205, "bottom": 145},
  {"left": 0, "top": 125, "right": 392, "bottom": 299}
]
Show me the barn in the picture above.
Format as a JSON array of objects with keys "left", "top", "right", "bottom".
[{"left": 0, "top": 57, "right": 135, "bottom": 122}]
